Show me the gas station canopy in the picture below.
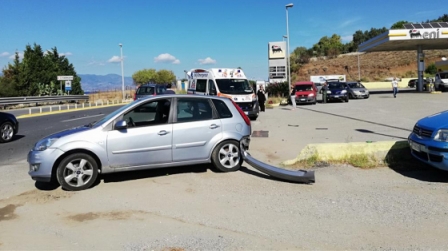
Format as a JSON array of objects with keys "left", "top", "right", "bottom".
[{"left": 359, "top": 22, "right": 448, "bottom": 52}]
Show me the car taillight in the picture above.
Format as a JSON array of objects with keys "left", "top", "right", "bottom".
[
  {"left": 230, "top": 99, "right": 250, "bottom": 126},
  {"left": 133, "top": 93, "right": 136, "bottom": 100}
]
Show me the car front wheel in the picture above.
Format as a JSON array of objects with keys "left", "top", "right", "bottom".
[
  {"left": 0, "top": 122, "right": 14, "bottom": 143},
  {"left": 56, "top": 153, "right": 99, "bottom": 191},
  {"left": 211, "top": 140, "right": 243, "bottom": 172}
]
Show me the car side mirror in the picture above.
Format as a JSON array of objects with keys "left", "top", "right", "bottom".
[{"left": 114, "top": 120, "right": 128, "bottom": 130}]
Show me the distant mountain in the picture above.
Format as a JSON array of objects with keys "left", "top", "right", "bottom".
[{"left": 79, "top": 74, "right": 134, "bottom": 91}]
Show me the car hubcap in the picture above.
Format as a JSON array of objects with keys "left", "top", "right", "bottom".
[
  {"left": 63, "top": 158, "right": 94, "bottom": 187},
  {"left": 1, "top": 124, "right": 13, "bottom": 141},
  {"left": 218, "top": 143, "right": 240, "bottom": 169}
]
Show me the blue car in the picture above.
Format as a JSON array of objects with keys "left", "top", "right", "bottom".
[
  {"left": 408, "top": 111, "right": 448, "bottom": 171},
  {"left": 324, "top": 82, "right": 349, "bottom": 102}
]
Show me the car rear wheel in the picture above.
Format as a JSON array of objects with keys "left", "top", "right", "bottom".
[
  {"left": 0, "top": 122, "right": 14, "bottom": 143},
  {"left": 212, "top": 140, "right": 243, "bottom": 172},
  {"left": 56, "top": 153, "right": 99, "bottom": 191}
]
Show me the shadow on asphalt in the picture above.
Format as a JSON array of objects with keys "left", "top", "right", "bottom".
[
  {"left": 385, "top": 141, "right": 448, "bottom": 183},
  {"left": 35, "top": 181, "right": 60, "bottom": 191},
  {"left": 355, "top": 129, "right": 408, "bottom": 140},
  {"left": 3, "top": 135, "right": 25, "bottom": 143},
  {"left": 101, "top": 164, "right": 211, "bottom": 184}
]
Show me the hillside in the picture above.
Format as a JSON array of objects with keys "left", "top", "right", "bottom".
[{"left": 293, "top": 49, "right": 448, "bottom": 82}]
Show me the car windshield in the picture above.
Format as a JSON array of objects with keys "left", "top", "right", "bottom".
[
  {"left": 328, "top": 82, "right": 345, "bottom": 89},
  {"left": 137, "top": 86, "right": 155, "bottom": 95},
  {"left": 295, "top": 85, "right": 313, "bottom": 91},
  {"left": 347, "top": 82, "right": 364, "bottom": 88},
  {"left": 439, "top": 73, "right": 448, "bottom": 79},
  {"left": 90, "top": 101, "right": 137, "bottom": 128},
  {"left": 215, "top": 79, "right": 253, "bottom": 94}
]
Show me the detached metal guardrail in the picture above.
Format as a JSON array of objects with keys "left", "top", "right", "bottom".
[{"left": 0, "top": 95, "right": 89, "bottom": 106}]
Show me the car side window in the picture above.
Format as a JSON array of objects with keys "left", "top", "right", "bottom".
[
  {"left": 176, "top": 98, "right": 213, "bottom": 123},
  {"left": 122, "top": 98, "right": 171, "bottom": 128},
  {"left": 211, "top": 99, "right": 232, "bottom": 119},
  {"left": 196, "top": 79, "right": 207, "bottom": 93}
]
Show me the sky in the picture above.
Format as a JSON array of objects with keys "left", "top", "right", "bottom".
[{"left": 0, "top": 0, "right": 446, "bottom": 81}]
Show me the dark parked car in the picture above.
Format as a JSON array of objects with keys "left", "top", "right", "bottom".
[
  {"left": 134, "top": 84, "right": 168, "bottom": 100},
  {"left": 0, "top": 112, "right": 19, "bottom": 143},
  {"left": 408, "top": 78, "right": 430, "bottom": 90},
  {"left": 324, "top": 82, "right": 349, "bottom": 102}
]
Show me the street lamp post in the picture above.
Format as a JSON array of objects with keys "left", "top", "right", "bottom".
[
  {"left": 285, "top": 3, "right": 293, "bottom": 88},
  {"left": 119, "top": 43, "right": 125, "bottom": 100}
]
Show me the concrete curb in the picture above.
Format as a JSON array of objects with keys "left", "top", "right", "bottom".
[{"left": 282, "top": 140, "right": 410, "bottom": 166}]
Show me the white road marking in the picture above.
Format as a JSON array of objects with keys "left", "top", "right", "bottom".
[{"left": 61, "top": 114, "right": 104, "bottom": 122}]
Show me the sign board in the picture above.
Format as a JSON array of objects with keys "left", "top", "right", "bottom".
[
  {"left": 57, "top": 75, "right": 73, "bottom": 81},
  {"left": 65, "top": 80, "right": 72, "bottom": 91}
]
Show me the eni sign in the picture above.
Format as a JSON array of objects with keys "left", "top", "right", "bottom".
[{"left": 409, "top": 29, "right": 440, "bottom": 39}]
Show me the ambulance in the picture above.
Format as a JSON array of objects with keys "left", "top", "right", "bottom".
[{"left": 186, "top": 68, "right": 259, "bottom": 120}]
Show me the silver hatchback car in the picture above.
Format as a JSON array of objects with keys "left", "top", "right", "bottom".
[{"left": 28, "top": 94, "right": 251, "bottom": 191}]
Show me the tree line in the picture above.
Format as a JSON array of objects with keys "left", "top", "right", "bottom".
[
  {"left": 0, "top": 43, "right": 83, "bottom": 97},
  {"left": 132, "top": 68, "right": 176, "bottom": 85},
  {"left": 289, "top": 14, "right": 448, "bottom": 73}
]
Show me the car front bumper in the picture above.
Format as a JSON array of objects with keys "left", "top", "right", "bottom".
[
  {"left": 27, "top": 148, "right": 65, "bottom": 182},
  {"left": 237, "top": 101, "right": 259, "bottom": 117},
  {"left": 295, "top": 96, "right": 316, "bottom": 104},
  {"left": 327, "top": 94, "right": 347, "bottom": 101},
  {"left": 408, "top": 133, "right": 448, "bottom": 171}
]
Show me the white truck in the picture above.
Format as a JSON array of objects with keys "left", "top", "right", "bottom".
[{"left": 186, "top": 68, "right": 259, "bottom": 120}]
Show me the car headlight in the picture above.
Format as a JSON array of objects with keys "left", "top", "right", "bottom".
[
  {"left": 34, "top": 138, "right": 59, "bottom": 151},
  {"left": 341, "top": 90, "right": 347, "bottom": 94},
  {"left": 308, "top": 93, "right": 315, "bottom": 97},
  {"left": 326, "top": 91, "right": 331, "bottom": 94},
  {"left": 434, "top": 129, "right": 448, "bottom": 142}
]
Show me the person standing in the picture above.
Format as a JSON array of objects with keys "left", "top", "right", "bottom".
[
  {"left": 257, "top": 85, "right": 266, "bottom": 112},
  {"left": 290, "top": 86, "right": 296, "bottom": 110},
  {"left": 392, "top": 77, "right": 398, "bottom": 98}
]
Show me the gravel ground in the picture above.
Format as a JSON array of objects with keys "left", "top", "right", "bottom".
[{"left": 1, "top": 92, "right": 448, "bottom": 250}]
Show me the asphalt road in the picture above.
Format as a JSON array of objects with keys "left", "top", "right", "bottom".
[{"left": 0, "top": 106, "right": 124, "bottom": 165}]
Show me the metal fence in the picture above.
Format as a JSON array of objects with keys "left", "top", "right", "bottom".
[{"left": 0, "top": 95, "right": 89, "bottom": 106}]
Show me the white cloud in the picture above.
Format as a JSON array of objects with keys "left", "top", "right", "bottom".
[
  {"left": 0, "top": 52, "right": 10, "bottom": 57},
  {"left": 339, "top": 18, "right": 361, "bottom": 28},
  {"left": 341, "top": 35, "right": 353, "bottom": 42},
  {"left": 108, "top": 56, "right": 122, "bottom": 63},
  {"left": 9, "top": 52, "right": 23, "bottom": 60},
  {"left": 60, "top": 52, "right": 73, "bottom": 56},
  {"left": 198, "top": 57, "right": 216, "bottom": 65},
  {"left": 154, "top": 53, "right": 180, "bottom": 64}
]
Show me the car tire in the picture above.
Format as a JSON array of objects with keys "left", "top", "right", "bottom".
[
  {"left": 250, "top": 116, "right": 258, "bottom": 121},
  {"left": 0, "top": 121, "right": 14, "bottom": 143},
  {"left": 211, "top": 140, "right": 243, "bottom": 172},
  {"left": 345, "top": 96, "right": 349, "bottom": 103},
  {"left": 56, "top": 153, "right": 99, "bottom": 191}
]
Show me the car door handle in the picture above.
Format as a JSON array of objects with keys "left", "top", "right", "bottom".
[
  {"left": 209, "top": 124, "right": 220, "bottom": 129},
  {"left": 158, "top": 130, "right": 169, "bottom": 135}
]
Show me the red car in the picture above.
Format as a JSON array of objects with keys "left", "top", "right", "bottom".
[{"left": 293, "top": 81, "right": 317, "bottom": 105}]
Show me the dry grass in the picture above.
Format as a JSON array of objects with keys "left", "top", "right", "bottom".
[{"left": 295, "top": 49, "right": 448, "bottom": 82}]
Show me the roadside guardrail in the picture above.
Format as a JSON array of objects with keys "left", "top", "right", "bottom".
[{"left": 0, "top": 95, "right": 89, "bottom": 106}]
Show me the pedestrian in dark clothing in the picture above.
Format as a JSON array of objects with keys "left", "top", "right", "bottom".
[
  {"left": 257, "top": 85, "right": 266, "bottom": 112},
  {"left": 164, "top": 83, "right": 176, "bottom": 94}
]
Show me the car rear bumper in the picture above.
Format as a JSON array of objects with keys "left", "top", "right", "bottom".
[{"left": 239, "top": 140, "right": 315, "bottom": 183}]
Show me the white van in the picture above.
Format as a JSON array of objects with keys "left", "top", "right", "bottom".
[
  {"left": 187, "top": 68, "right": 259, "bottom": 120},
  {"left": 434, "top": 71, "right": 448, "bottom": 91}
]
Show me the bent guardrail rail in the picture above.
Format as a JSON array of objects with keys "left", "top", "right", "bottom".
[{"left": 0, "top": 95, "right": 89, "bottom": 106}]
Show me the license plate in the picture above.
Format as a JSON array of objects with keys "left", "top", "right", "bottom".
[
  {"left": 334, "top": 95, "right": 339, "bottom": 98},
  {"left": 410, "top": 141, "right": 426, "bottom": 152},
  {"left": 300, "top": 98, "right": 306, "bottom": 101},
  {"left": 244, "top": 111, "right": 248, "bottom": 115}
]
